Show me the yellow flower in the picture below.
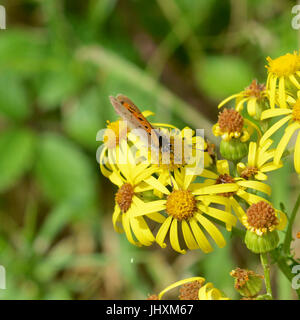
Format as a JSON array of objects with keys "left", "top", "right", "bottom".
[
  {"left": 131, "top": 126, "right": 210, "bottom": 171},
  {"left": 243, "top": 201, "right": 287, "bottom": 253},
  {"left": 199, "top": 160, "right": 272, "bottom": 222},
  {"left": 149, "top": 277, "right": 230, "bottom": 300},
  {"left": 218, "top": 79, "right": 267, "bottom": 118},
  {"left": 100, "top": 111, "right": 154, "bottom": 178},
  {"left": 266, "top": 51, "right": 300, "bottom": 108},
  {"left": 213, "top": 108, "right": 260, "bottom": 142},
  {"left": 237, "top": 141, "right": 282, "bottom": 181},
  {"left": 131, "top": 126, "right": 211, "bottom": 198},
  {"left": 99, "top": 120, "right": 128, "bottom": 178},
  {"left": 260, "top": 98, "right": 300, "bottom": 173},
  {"left": 140, "top": 166, "right": 237, "bottom": 254},
  {"left": 109, "top": 141, "right": 166, "bottom": 247},
  {"left": 242, "top": 201, "right": 287, "bottom": 236}
]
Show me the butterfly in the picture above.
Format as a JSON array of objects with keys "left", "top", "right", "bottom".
[
  {"left": 109, "top": 94, "right": 202, "bottom": 178},
  {"left": 109, "top": 94, "right": 171, "bottom": 155}
]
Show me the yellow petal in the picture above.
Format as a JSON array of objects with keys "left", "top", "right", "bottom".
[
  {"left": 170, "top": 219, "right": 186, "bottom": 254},
  {"left": 158, "top": 277, "right": 205, "bottom": 300},
  {"left": 254, "top": 171, "right": 268, "bottom": 180},
  {"left": 132, "top": 162, "right": 151, "bottom": 181},
  {"left": 244, "top": 118, "right": 262, "bottom": 140},
  {"left": 236, "top": 189, "right": 270, "bottom": 205},
  {"left": 199, "top": 169, "right": 219, "bottom": 179},
  {"left": 142, "top": 110, "right": 155, "bottom": 117},
  {"left": 193, "top": 183, "right": 238, "bottom": 195},
  {"left": 182, "top": 220, "right": 199, "bottom": 250},
  {"left": 143, "top": 176, "right": 170, "bottom": 195},
  {"left": 257, "top": 149, "right": 275, "bottom": 168},
  {"left": 147, "top": 212, "right": 166, "bottom": 223},
  {"left": 237, "top": 180, "right": 271, "bottom": 195},
  {"left": 269, "top": 75, "right": 277, "bottom": 108},
  {"left": 134, "top": 182, "right": 154, "bottom": 193},
  {"left": 195, "top": 213, "right": 226, "bottom": 248},
  {"left": 198, "top": 283, "right": 213, "bottom": 300},
  {"left": 260, "top": 115, "right": 292, "bottom": 145},
  {"left": 152, "top": 122, "right": 177, "bottom": 129},
  {"left": 230, "top": 197, "right": 246, "bottom": 221},
  {"left": 217, "top": 160, "right": 230, "bottom": 175},
  {"left": 247, "top": 98, "right": 257, "bottom": 116},
  {"left": 135, "top": 167, "right": 159, "bottom": 185},
  {"left": 248, "top": 142, "right": 257, "bottom": 167},
  {"left": 261, "top": 108, "right": 292, "bottom": 120},
  {"left": 108, "top": 171, "right": 124, "bottom": 187},
  {"left": 276, "top": 210, "right": 287, "bottom": 231},
  {"left": 132, "top": 198, "right": 167, "bottom": 217},
  {"left": 218, "top": 93, "right": 241, "bottom": 109},
  {"left": 183, "top": 169, "right": 195, "bottom": 190},
  {"left": 294, "top": 132, "right": 300, "bottom": 173},
  {"left": 130, "top": 216, "right": 155, "bottom": 246},
  {"left": 156, "top": 216, "right": 173, "bottom": 248},
  {"left": 199, "top": 284, "right": 228, "bottom": 300},
  {"left": 236, "top": 97, "right": 248, "bottom": 112},
  {"left": 278, "top": 76, "right": 287, "bottom": 108},
  {"left": 112, "top": 205, "right": 123, "bottom": 233},
  {"left": 196, "top": 195, "right": 230, "bottom": 207},
  {"left": 99, "top": 148, "right": 113, "bottom": 178},
  {"left": 122, "top": 211, "right": 141, "bottom": 246},
  {"left": 198, "top": 205, "right": 237, "bottom": 227},
  {"left": 274, "top": 122, "right": 300, "bottom": 164},
  {"left": 189, "top": 217, "right": 213, "bottom": 253},
  {"left": 259, "top": 139, "right": 274, "bottom": 154},
  {"left": 237, "top": 162, "right": 246, "bottom": 174},
  {"left": 289, "top": 74, "right": 300, "bottom": 89}
]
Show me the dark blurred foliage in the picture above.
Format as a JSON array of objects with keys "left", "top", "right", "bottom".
[{"left": 0, "top": 0, "right": 299, "bottom": 299}]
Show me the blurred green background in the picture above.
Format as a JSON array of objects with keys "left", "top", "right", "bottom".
[{"left": 0, "top": 0, "right": 299, "bottom": 300}]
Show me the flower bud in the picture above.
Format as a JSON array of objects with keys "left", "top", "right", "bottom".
[
  {"left": 230, "top": 268, "right": 263, "bottom": 298},
  {"left": 220, "top": 139, "right": 248, "bottom": 161},
  {"left": 243, "top": 201, "right": 280, "bottom": 253},
  {"left": 245, "top": 229, "right": 279, "bottom": 253}
]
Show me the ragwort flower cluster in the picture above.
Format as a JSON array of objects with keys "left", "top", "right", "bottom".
[{"left": 97, "top": 51, "right": 300, "bottom": 300}]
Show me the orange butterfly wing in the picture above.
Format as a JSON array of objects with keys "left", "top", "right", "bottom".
[{"left": 109, "top": 94, "right": 160, "bottom": 149}]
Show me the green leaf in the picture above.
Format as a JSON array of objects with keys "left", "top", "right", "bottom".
[
  {"left": 0, "top": 128, "right": 35, "bottom": 192},
  {"left": 35, "top": 133, "right": 96, "bottom": 204},
  {"left": 0, "top": 72, "right": 30, "bottom": 121},
  {"left": 37, "top": 60, "right": 85, "bottom": 111},
  {"left": 0, "top": 30, "right": 46, "bottom": 75},
  {"left": 35, "top": 201, "right": 81, "bottom": 252},
  {"left": 197, "top": 55, "right": 254, "bottom": 100},
  {"left": 63, "top": 88, "right": 103, "bottom": 150}
]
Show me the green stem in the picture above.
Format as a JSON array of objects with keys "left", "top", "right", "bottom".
[
  {"left": 283, "top": 194, "right": 300, "bottom": 255},
  {"left": 272, "top": 253, "right": 300, "bottom": 299},
  {"left": 260, "top": 252, "right": 273, "bottom": 299}
]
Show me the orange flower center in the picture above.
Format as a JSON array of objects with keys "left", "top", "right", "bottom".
[
  {"left": 244, "top": 79, "right": 266, "bottom": 98},
  {"left": 230, "top": 268, "right": 263, "bottom": 290},
  {"left": 218, "top": 109, "right": 244, "bottom": 133},
  {"left": 266, "top": 52, "right": 300, "bottom": 77},
  {"left": 215, "top": 173, "right": 236, "bottom": 197},
  {"left": 179, "top": 281, "right": 203, "bottom": 300},
  {"left": 246, "top": 201, "right": 278, "bottom": 229},
  {"left": 240, "top": 166, "right": 258, "bottom": 179},
  {"left": 115, "top": 183, "right": 134, "bottom": 212},
  {"left": 166, "top": 190, "right": 197, "bottom": 221}
]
